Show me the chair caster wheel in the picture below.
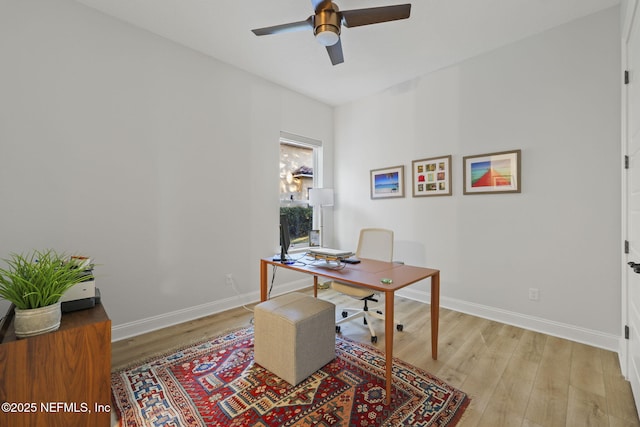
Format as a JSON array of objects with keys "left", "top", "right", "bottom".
[
  {"left": 371, "top": 336, "right": 378, "bottom": 343},
  {"left": 376, "top": 310, "right": 383, "bottom": 315},
  {"left": 363, "top": 318, "right": 368, "bottom": 325},
  {"left": 341, "top": 311, "right": 348, "bottom": 318},
  {"left": 397, "top": 324, "right": 404, "bottom": 332},
  {"left": 336, "top": 326, "right": 341, "bottom": 333}
]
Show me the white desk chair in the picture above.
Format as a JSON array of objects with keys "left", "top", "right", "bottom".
[{"left": 332, "top": 228, "right": 404, "bottom": 343}]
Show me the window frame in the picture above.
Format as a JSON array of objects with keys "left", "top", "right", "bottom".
[{"left": 279, "top": 132, "right": 323, "bottom": 251}]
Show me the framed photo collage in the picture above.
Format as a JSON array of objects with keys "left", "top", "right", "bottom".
[{"left": 370, "top": 150, "right": 521, "bottom": 199}]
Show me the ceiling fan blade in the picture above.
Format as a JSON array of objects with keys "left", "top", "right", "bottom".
[
  {"left": 326, "top": 38, "right": 344, "bottom": 65},
  {"left": 252, "top": 17, "right": 313, "bottom": 36},
  {"left": 341, "top": 4, "right": 411, "bottom": 28}
]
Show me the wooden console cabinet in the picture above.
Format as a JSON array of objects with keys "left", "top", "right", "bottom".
[{"left": 0, "top": 304, "right": 111, "bottom": 427}]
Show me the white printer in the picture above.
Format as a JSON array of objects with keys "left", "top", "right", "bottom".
[{"left": 60, "top": 257, "right": 101, "bottom": 312}]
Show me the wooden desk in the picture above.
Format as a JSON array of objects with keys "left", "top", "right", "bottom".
[
  {"left": 0, "top": 304, "right": 111, "bottom": 427},
  {"left": 260, "top": 256, "right": 440, "bottom": 405}
]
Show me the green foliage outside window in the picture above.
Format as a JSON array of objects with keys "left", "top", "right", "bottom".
[{"left": 280, "top": 206, "right": 312, "bottom": 246}]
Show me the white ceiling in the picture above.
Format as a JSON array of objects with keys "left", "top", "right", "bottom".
[{"left": 74, "top": 0, "right": 620, "bottom": 106}]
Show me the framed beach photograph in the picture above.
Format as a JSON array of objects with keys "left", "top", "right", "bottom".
[
  {"left": 412, "top": 155, "right": 452, "bottom": 197},
  {"left": 370, "top": 165, "right": 405, "bottom": 199},
  {"left": 463, "top": 149, "right": 521, "bottom": 195}
]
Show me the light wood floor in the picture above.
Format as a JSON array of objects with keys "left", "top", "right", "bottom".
[{"left": 112, "top": 289, "right": 640, "bottom": 427}]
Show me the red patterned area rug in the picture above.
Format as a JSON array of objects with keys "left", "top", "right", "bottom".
[{"left": 111, "top": 327, "right": 469, "bottom": 426}]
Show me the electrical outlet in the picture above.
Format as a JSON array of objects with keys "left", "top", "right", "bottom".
[{"left": 528, "top": 288, "right": 539, "bottom": 301}]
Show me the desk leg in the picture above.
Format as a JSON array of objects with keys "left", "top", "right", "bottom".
[
  {"left": 385, "top": 291, "right": 394, "bottom": 405},
  {"left": 314, "top": 276, "right": 318, "bottom": 298},
  {"left": 431, "top": 272, "right": 440, "bottom": 360},
  {"left": 260, "top": 260, "right": 268, "bottom": 302}
]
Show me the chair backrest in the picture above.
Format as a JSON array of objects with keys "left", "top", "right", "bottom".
[{"left": 355, "top": 228, "right": 393, "bottom": 262}]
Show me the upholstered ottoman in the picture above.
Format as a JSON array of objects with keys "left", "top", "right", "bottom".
[{"left": 254, "top": 292, "right": 335, "bottom": 386}]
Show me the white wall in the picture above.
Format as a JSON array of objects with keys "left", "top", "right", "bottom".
[
  {"left": 0, "top": 0, "right": 333, "bottom": 338},
  {"left": 0, "top": 0, "right": 622, "bottom": 350},
  {"left": 334, "top": 7, "right": 621, "bottom": 349}
]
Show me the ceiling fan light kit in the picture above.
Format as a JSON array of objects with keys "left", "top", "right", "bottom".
[
  {"left": 315, "top": 27, "right": 340, "bottom": 46},
  {"left": 314, "top": 7, "right": 341, "bottom": 46},
  {"left": 251, "top": 1, "right": 411, "bottom": 65}
]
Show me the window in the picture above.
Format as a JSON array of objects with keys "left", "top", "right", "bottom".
[{"left": 279, "top": 132, "right": 322, "bottom": 249}]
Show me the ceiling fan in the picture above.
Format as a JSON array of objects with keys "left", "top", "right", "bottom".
[{"left": 251, "top": 1, "right": 411, "bottom": 65}]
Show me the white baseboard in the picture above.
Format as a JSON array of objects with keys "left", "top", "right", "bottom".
[
  {"left": 112, "top": 281, "right": 621, "bottom": 352},
  {"left": 111, "top": 278, "right": 310, "bottom": 342},
  {"left": 397, "top": 288, "right": 620, "bottom": 352}
]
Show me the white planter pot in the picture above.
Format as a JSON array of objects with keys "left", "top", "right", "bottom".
[{"left": 14, "top": 302, "right": 62, "bottom": 338}]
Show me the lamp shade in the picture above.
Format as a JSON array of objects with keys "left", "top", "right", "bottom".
[{"left": 308, "top": 188, "right": 334, "bottom": 207}]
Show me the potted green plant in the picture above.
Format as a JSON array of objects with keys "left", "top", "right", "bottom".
[{"left": 0, "top": 249, "right": 93, "bottom": 338}]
